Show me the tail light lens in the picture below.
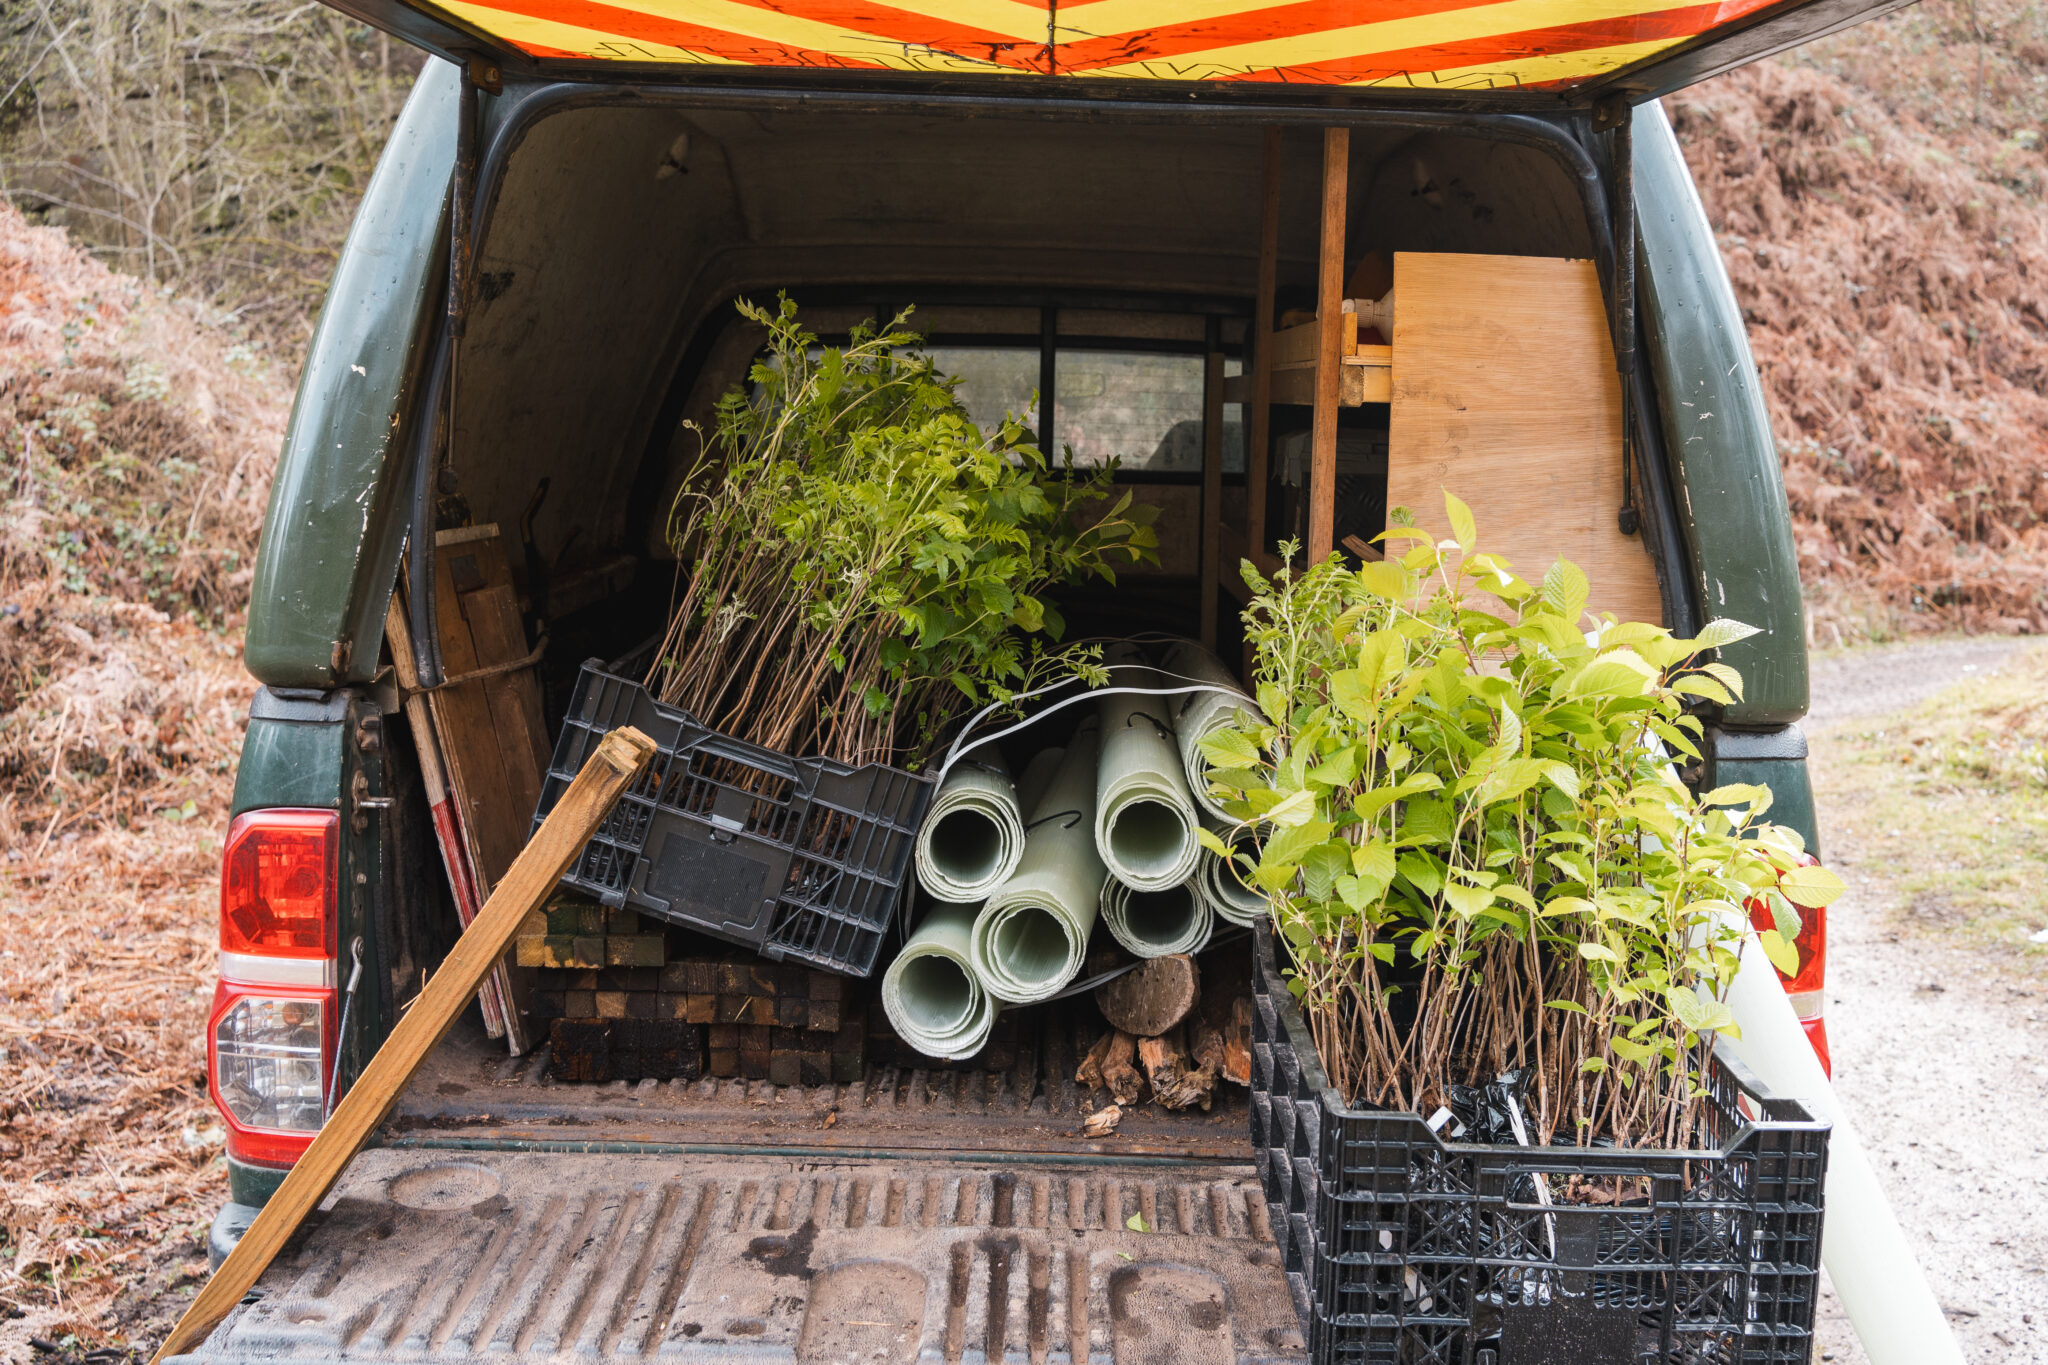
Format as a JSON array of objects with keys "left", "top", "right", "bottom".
[
  {"left": 213, "top": 809, "right": 339, "bottom": 1166},
  {"left": 220, "top": 809, "right": 337, "bottom": 960},
  {"left": 207, "top": 982, "right": 334, "bottom": 1166},
  {"left": 1748, "top": 853, "right": 1830, "bottom": 1076}
]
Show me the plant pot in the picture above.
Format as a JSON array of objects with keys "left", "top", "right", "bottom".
[{"left": 1248, "top": 921, "right": 1830, "bottom": 1365}]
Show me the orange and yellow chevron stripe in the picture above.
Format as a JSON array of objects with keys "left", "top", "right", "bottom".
[{"left": 428, "top": 0, "right": 1776, "bottom": 89}]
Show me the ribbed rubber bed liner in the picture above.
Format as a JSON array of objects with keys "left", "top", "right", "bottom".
[{"left": 176, "top": 1149, "right": 1307, "bottom": 1364}]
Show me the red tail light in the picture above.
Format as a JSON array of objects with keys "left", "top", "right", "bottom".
[
  {"left": 1748, "top": 853, "right": 1830, "bottom": 1076},
  {"left": 213, "top": 809, "right": 339, "bottom": 1166}
]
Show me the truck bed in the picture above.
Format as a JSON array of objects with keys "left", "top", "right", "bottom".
[{"left": 181, "top": 1014, "right": 1304, "bottom": 1364}]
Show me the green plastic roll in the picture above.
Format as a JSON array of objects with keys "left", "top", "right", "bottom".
[
  {"left": 1160, "top": 640, "right": 1258, "bottom": 822},
  {"left": 1196, "top": 819, "right": 1266, "bottom": 927},
  {"left": 882, "top": 900, "right": 998, "bottom": 1061},
  {"left": 1013, "top": 745, "right": 1065, "bottom": 824},
  {"left": 971, "top": 721, "right": 1105, "bottom": 1004},
  {"left": 1095, "top": 649, "right": 1202, "bottom": 892},
  {"left": 1100, "top": 876, "right": 1213, "bottom": 958},
  {"left": 915, "top": 744, "right": 1025, "bottom": 904}
]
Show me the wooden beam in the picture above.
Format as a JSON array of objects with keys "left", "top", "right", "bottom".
[
  {"left": 1200, "top": 348, "right": 1225, "bottom": 648},
  {"left": 1247, "top": 125, "right": 1280, "bottom": 566},
  {"left": 1309, "top": 125, "right": 1349, "bottom": 564},
  {"left": 147, "top": 726, "right": 658, "bottom": 1365}
]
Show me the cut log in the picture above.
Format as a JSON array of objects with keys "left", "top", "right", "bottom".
[
  {"left": 1195, "top": 959, "right": 1254, "bottom": 1087},
  {"left": 1076, "top": 1028, "right": 1147, "bottom": 1107},
  {"left": 1095, "top": 953, "right": 1200, "bottom": 1038},
  {"left": 1138, "top": 1026, "right": 1217, "bottom": 1112}
]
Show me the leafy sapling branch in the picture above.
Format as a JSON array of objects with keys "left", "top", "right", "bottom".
[{"left": 1197, "top": 493, "right": 1845, "bottom": 1150}]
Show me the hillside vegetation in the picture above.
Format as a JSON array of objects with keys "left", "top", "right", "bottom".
[
  {"left": 1674, "top": 0, "right": 2048, "bottom": 639},
  {"left": 0, "top": 1, "right": 2044, "bottom": 1357}
]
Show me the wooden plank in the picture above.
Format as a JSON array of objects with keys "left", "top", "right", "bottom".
[
  {"left": 1309, "top": 126, "right": 1348, "bottom": 565},
  {"left": 1266, "top": 362, "right": 1388, "bottom": 408},
  {"left": 419, "top": 528, "right": 552, "bottom": 1053},
  {"left": 147, "top": 727, "right": 658, "bottom": 1365},
  {"left": 1246, "top": 126, "right": 1280, "bottom": 567},
  {"left": 1200, "top": 349, "right": 1224, "bottom": 649},
  {"left": 1384, "top": 252, "right": 1663, "bottom": 625},
  {"left": 383, "top": 602, "right": 511, "bottom": 1038}
]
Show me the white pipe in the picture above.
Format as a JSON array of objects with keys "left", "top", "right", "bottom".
[{"left": 1718, "top": 925, "right": 1963, "bottom": 1365}]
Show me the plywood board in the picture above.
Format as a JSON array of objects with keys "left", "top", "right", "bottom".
[
  {"left": 1385, "top": 252, "right": 1662, "bottom": 625},
  {"left": 421, "top": 527, "right": 552, "bottom": 1053}
]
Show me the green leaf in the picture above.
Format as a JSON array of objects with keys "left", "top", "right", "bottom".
[
  {"left": 1544, "top": 998, "right": 1589, "bottom": 1016},
  {"left": 1577, "top": 942, "right": 1621, "bottom": 964},
  {"left": 1566, "top": 650, "right": 1655, "bottom": 700},
  {"left": 1443, "top": 490, "right": 1477, "bottom": 552},
  {"left": 1777, "top": 864, "right": 1846, "bottom": 909},
  {"left": 1198, "top": 728, "right": 1259, "bottom": 768},
  {"left": 1690, "top": 618, "right": 1761, "bottom": 651},
  {"left": 1353, "top": 560, "right": 1411, "bottom": 603},
  {"left": 1126, "top": 1212, "right": 1149, "bottom": 1233},
  {"left": 1757, "top": 928, "right": 1802, "bottom": 977},
  {"left": 1540, "top": 558, "right": 1590, "bottom": 623},
  {"left": 1396, "top": 852, "right": 1444, "bottom": 897},
  {"left": 1300, "top": 841, "right": 1351, "bottom": 901},
  {"left": 1443, "top": 882, "right": 1496, "bottom": 918},
  {"left": 1265, "top": 789, "right": 1319, "bottom": 828},
  {"left": 1351, "top": 838, "right": 1396, "bottom": 885},
  {"left": 1195, "top": 826, "right": 1231, "bottom": 857},
  {"left": 1701, "top": 783, "right": 1766, "bottom": 808},
  {"left": 1308, "top": 746, "right": 1363, "bottom": 789}
]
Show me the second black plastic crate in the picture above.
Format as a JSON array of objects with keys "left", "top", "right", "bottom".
[
  {"left": 531, "top": 662, "right": 935, "bottom": 977},
  {"left": 1250, "top": 921, "right": 1830, "bottom": 1365}
]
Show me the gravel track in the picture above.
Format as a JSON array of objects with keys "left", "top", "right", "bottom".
[{"left": 1805, "top": 640, "right": 2048, "bottom": 1364}]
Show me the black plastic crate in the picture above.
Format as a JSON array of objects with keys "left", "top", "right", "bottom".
[
  {"left": 531, "top": 662, "right": 935, "bottom": 977},
  {"left": 1250, "top": 921, "right": 1829, "bottom": 1365}
]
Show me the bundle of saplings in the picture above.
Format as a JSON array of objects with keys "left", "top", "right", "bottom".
[
  {"left": 650, "top": 299, "right": 1158, "bottom": 768},
  {"left": 1200, "top": 495, "right": 1843, "bottom": 1151}
]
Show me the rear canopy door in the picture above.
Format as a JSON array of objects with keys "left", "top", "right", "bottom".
[{"left": 325, "top": 0, "right": 1912, "bottom": 107}]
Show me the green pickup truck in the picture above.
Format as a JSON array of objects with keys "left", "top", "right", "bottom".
[{"left": 190, "top": 3, "right": 1886, "bottom": 1359}]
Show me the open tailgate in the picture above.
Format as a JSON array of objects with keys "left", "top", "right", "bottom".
[{"left": 325, "top": 0, "right": 1912, "bottom": 108}]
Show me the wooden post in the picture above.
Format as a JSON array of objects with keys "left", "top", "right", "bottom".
[
  {"left": 1310, "top": 126, "right": 1349, "bottom": 564},
  {"left": 1199, "top": 345, "right": 1224, "bottom": 648},
  {"left": 1247, "top": 126, "right": 1280, "bottom": 564},
  {"left": 148, "top": 726, "right": 658, "bottom": 1365}
]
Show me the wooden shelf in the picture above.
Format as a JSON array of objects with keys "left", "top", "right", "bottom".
[{"left": 1224, "top": 346, "right": 1390, "bottom": 407}]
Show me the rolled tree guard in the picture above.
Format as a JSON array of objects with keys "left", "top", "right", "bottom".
[
  {"left": 914, "top": 744, "right": 1025, "bottom": 904},
  {"left": 1012, "top": 745, "right": 1065, "bottom": 825},
  {"left": 1195, "top": 819, "right": 1266, "bottom": 927},
  {"left": 1100, "top": 876, "right": 1213, "bottom": 959},
  {"left": 1160, "top": 639, "right": 1257, "bottom": 822},
  {"left": 882, "top": 900, "right": 998, "bottom": 1061},
  {"left": 1095, "top": 653, "right": 1203, "bottom": 892},
  {"left": 971, "top": 721, "right": 1105, "bottom": 1004}
]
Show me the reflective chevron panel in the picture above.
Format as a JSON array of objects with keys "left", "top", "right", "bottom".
[{"left": 410, "top": 0, "right": 1785, "bottom": 92}]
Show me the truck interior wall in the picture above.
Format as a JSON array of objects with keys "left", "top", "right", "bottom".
[{"left": 445, "top": 107, "right": 1603, "bottom": 635}]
